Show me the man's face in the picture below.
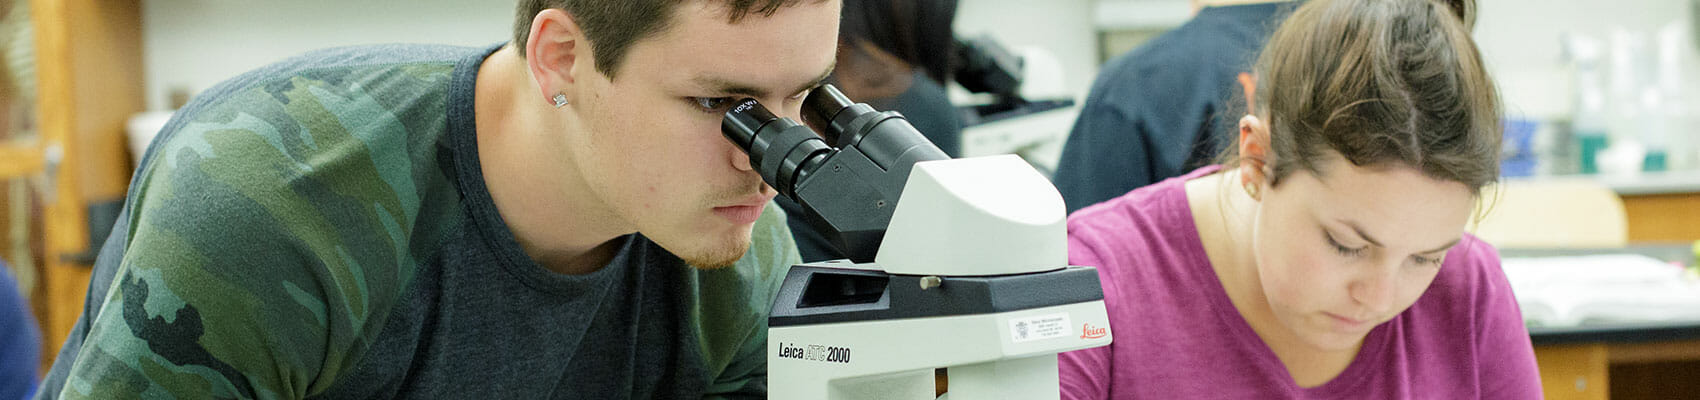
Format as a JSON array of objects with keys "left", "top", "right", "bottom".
[
  {"left": 1250, "top": 154, "right": 1474, "bottom": 351},
  {"left": 563, "top": 1, "right": 839, "bottom": 268}
]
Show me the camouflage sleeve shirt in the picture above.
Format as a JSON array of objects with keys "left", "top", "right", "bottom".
[{"left": 36, "top": 43, "right": 799, "bottom": 400}]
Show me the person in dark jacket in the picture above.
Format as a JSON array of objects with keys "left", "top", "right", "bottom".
[{"left": 1053, "top": 0, "right": 1295, "bottom": 213}]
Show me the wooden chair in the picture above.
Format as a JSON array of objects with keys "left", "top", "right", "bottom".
[{"left": 1472, "top": 179, "right": 1629, "bottom": 249}]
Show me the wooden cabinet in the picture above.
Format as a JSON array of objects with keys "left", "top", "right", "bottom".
[
  {"left": 23, "top": 0, "right": 140, "bottom": 371},
  {"left": 1622, "top": 192, "right": 1700, "bottom": 243},
  {"left": 1535, "top": 338, "right": 1700, "bottom": 400}
]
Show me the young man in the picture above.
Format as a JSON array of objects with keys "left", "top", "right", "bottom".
[{"left": 37, "top": 0, "right": 838, "bottom": 398}]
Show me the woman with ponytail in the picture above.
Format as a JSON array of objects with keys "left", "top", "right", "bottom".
[{"left": 1058, "top": 0, "right": 1541, "bottom": 398}]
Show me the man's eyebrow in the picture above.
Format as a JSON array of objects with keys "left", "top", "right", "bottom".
[
  {"left": 692, "top": 63, "right": 835, "bottom": 99},
  {"left": 1338, "top": 218, "right": 1460, "bottom": 254}
]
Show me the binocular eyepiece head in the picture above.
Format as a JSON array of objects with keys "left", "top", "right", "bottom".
[
  {"left": 720, "top": 91, "right": 836, "bottom": 200},
  {"left": 720, "top": 84, "right": 952, "bottom": 262},
  {"left": 721, "top": 84, "right": 858, "bottom": 151},
  {"left": 720, "top": 83, "right": 948, "bottom": 200}
]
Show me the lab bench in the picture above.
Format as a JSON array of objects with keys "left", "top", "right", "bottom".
[
  {"left": 1504, "top": 170, "right": 1700, "bottom": 243},
  {"left": 1598, "top": 171, "right": 1700, "bottom": 243},
  {"left": 1504, "top": 246, "right": 1700, "bottom": 400}
]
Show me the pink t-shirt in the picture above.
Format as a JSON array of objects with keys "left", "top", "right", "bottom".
[{"left": 1058, "top": 167, "right": 1542, "bottom": 399}]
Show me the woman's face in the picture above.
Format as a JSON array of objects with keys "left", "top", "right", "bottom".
[{"left": 1249, "top": 155, "right": 1475, "bottom": 351}]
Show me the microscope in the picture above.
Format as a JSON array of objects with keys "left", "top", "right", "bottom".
[
  {"left": 952, "top": 35, "right": 1078, "bottom": 174},
  {"left": 722, "top": 85, "right": 1112, "bottom": 400}
]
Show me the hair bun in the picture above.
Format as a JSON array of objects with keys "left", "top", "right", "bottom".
[{"left": 1437, "top": 0, "right": 1476, "bottom": 30}]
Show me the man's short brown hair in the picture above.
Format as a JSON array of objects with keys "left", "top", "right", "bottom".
[{"left": 513, "top": 0, "right": 813, "bottom": 79}]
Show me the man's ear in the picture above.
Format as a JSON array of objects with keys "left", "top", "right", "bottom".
[
  {"left": 526, "top": 9, "right": 586, "bottom": 106},
  {"left": 1238, "top": 114, "right": 1272, "bottom": 187}
]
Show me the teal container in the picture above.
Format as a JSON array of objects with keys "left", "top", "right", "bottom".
[
  {"left": 1578, "top": 133, "right": 1609, "bottom": 174},
  {"left": 1644, "top": 150, "right": 1668, "bottom": 172}
]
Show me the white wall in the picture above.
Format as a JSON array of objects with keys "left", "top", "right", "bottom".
[
  {"left": 142, "top": 0, "right": 515, "bottom": 111},
  {"left": 144, "top": 0, "right": 1689, "bottom": 121},
  {"left": 143, "top": 0, "right": 1105, "bottom": 109},
  {"left": 1475, "top": 0, "right": 1693, "bottom": 120},
  {"left": 1090, "top": 0, "right": 1698, "bottom": 122}
]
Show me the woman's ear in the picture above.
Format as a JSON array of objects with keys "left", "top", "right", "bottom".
[
  {"left": 526, "top": 9, "right": 586, "bottom": 107},
  {"left": 1237, "top": 72, "right": 1256, "bottom": 113},
  {"left": 1238, "top": 114, "right": 1272, "bottom": 193}
]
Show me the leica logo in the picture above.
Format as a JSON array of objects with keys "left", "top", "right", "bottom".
[
  {"left": 1080, "top": 323, "right": 1107, "bottom": 339},
  {"left": 778, "top": 342, "right": 807, "bottom": 360}
]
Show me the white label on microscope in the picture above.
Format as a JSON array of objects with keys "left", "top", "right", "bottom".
[{"left": 1009, "top": 313, "right": 1071, "bottom": 343}]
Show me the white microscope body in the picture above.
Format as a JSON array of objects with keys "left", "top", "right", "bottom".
[
  {"left": 765, "top": 155, "right": 1112, "bottom": 400},
  {"left": 719, "top": 84, "right": 1110, "bottom": 400}
]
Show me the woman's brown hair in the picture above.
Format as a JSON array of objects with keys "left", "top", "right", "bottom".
[{"left": 1229, "top": 0, "right": 1501, "bottom": 193}]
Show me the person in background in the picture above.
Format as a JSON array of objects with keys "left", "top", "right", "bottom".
[
  {"left": 1059, "top": 0, "right": 1542, "bottom": 398},
  {"left": 0, "top": 1, "right": 40, "bottom": 398},
  {"left": 784, "top": 0, "right": 963, "bottom": 262},
  {"left": 35, "top": 0, "right": 836, "bottom": 398},
  {"left": 1, "top": 261, "right": 40, "bottom": 400},
  {"left": 830, "top": 0, "right": 961, "bottom": 158},
  {"left": 1051, "top": 0, "right": 1295, "bottom": 213}
]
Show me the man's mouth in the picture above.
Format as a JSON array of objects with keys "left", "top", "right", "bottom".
[{"left": 713, "top": 193, "right": 776, "bottom": 224}]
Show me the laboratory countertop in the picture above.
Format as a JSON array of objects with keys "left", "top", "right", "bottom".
[
  {"left": 1498, "top": 245, "right": 1696, "bottom": 262},
  {"left": 1511, "top": 170, "right": 1700, "bottom": 196},
  {"left": 1501, "top": 245, "right": 1700, "bottom": 346},
  {"left": 1529, "top": 321, "right": 1700, "bottom": 345}
]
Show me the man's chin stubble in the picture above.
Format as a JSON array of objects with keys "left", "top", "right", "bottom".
[{"left": 681, "top": 240, "right": 751, "bottom": 269}]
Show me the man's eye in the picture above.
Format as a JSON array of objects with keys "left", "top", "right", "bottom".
[{"left": 690, "top": 97, "right": 736, "bottom": 113}]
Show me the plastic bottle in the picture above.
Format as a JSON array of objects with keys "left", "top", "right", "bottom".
[
  {"left": 1602, "top": 29, "right": 1651, "bottom": 176},
  {"left": 1563, "top": 34, "right": 1611, "bottom": 175}
]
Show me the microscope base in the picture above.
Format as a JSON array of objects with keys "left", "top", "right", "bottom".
[
  {"left": 768, "top": 300, "right": 1110, "bottom": 400},
  {"left": 945, "top": 355, "right": 1060, "bottom": 400}
]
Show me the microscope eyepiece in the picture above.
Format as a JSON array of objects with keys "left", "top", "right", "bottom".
[
  {"left": 722, "top": 98, "right": 777, "bottom": 151},
  {"left": 803, "top": 85, "right": 856, "bottom": 139},
  {"left": 720, "top": 98, "right": 835, "bottom": 200}
]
